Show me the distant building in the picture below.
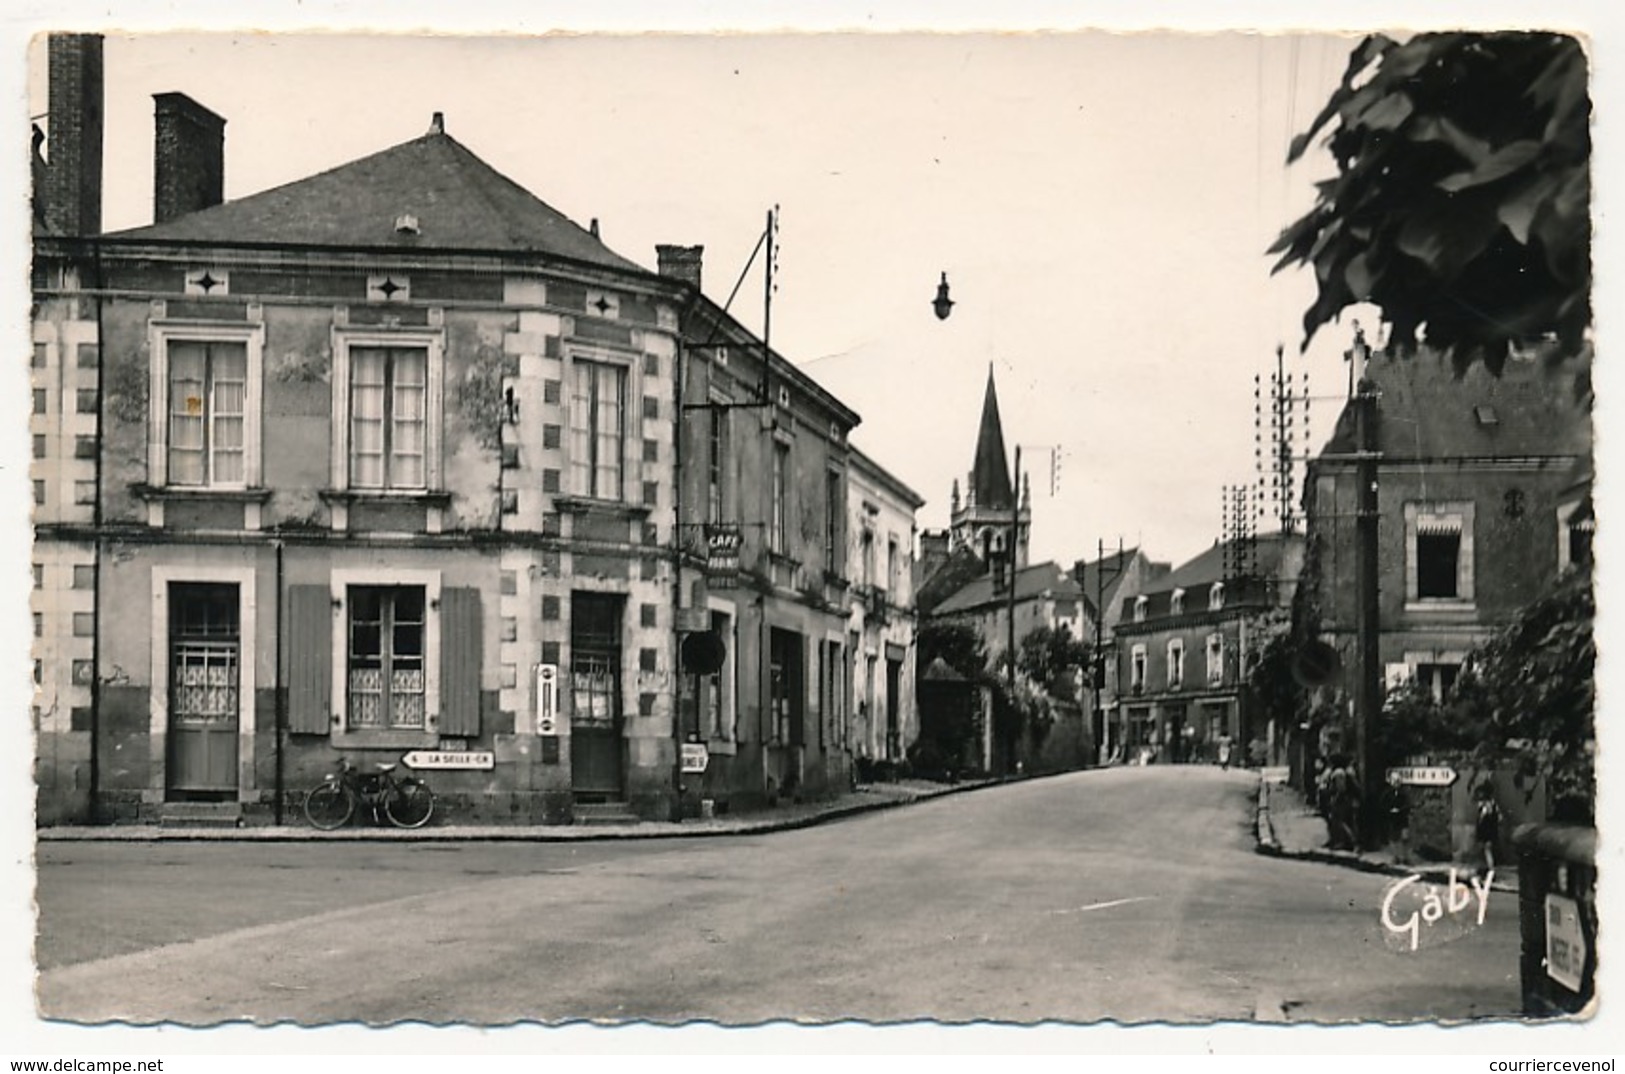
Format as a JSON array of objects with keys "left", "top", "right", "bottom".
[
  {"left": 1072, "top": 546, "right": 1169, "bottom": 761},
  {"left": 1305, "top": 345, "right": 1592, "bottom": 707},
  {"left": 1111, "top": 534, "right": 1304, "bottom": 765},
  {"left": 846, "top": 448, "right": 926, "bottom": 767}
]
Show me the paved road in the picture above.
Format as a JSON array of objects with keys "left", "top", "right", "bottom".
[{"left": 34, "top": 768, "right": 1520, "bottom": 1025}]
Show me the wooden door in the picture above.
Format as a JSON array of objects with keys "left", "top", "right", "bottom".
[
  {"left": 570, "top": 593, "right": 624, "bottom": 798},
  {"left": 167, "top": 582, "right": 240, "bottom": 795}
]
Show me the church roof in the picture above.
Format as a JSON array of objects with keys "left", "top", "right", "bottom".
[
  {"left": 106, "top": 117, "right": 646, "bottom": 273},
  {"left": 970, "top": 366, "right": 1015, "bottom": 509}
]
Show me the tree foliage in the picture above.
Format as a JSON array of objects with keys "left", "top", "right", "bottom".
[
  {"left": 1465, "top": 564, "right": 1595, "bottom": 821},
  {"left": 1374, "top": 566, "right": 1594, "bottom": 822},
  {"left": 1270, "top": 32, "right": 1590, "bottom": 377},
  {"left": 917, "top": 620, "right": 991, "bottom": 683},
  {"left": 1017, "top": 625, "right": 1092, "bottom": 701}
]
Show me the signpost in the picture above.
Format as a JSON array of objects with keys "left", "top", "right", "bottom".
[
  {"left": 403, "top": 750, "right": 495, "bottom": 771},
  {"left": 681, "top": 743, "right": 710, "bottom": 774},
  {"left": 1386, "top": 765, "right": 1457, "bottom": 787}
]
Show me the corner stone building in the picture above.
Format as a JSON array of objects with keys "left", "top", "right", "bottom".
[{"left": 33, "top": 53, "right": 695, "bottom": 824}]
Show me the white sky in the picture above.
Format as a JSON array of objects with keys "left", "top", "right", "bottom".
[
  {"left": 24, "top": 29, "right": 1369, "bottom": 569},
  {"left": 6, "top": 0, "right": 1623, "bottom": 1059}
]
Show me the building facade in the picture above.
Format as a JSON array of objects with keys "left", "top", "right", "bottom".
[
  {"left": 1305, "top": 346, "right": 1592, "bottom": 705},
  {"left": 667, "top": 245, "right": 866, "bottom": 812},
  {"left": 33, "top": 46, "right": 700, "bottom": 824},
  {"left": 1111, "top": 535, "right": 1303, "bottom": 765},
  {"left": 846, "top": 448, "right": 926, "bottom": 767}
]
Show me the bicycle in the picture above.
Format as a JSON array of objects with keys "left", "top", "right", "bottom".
[{"left": 303, "top": 756, "right": 436, "bottom": 830}]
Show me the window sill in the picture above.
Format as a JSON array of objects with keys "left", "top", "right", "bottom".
[
  {"left": 131, "top": 483, "right": 273, "bottom": 504},
  {"left": 553, "top": 495, "right": 651, "bottom": 519},
  {"left": 1404, "top": 599, "right": 1477, "bottom": 615},
  {"left": 332, "top": 726, "right": 439, "bottom": 750},
  {"left": 319, "top": 488, "right": 453, "bottom": 508}
]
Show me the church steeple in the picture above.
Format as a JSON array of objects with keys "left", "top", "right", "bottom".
[
  {"left": 970, "top": 365, "right": 1014, "bottom": 510},
  {"left": 948, "top": 364, "right": 1031, "bottom": 570}
]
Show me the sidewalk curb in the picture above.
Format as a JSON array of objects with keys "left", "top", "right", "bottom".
[
  {"left": 36, "top": 776, "right": 1007, "bottom": 844},
  {"left": 1252, "top": 776, "right": 1517, "bottom": 894}
]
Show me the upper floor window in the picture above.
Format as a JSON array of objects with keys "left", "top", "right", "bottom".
[
  {"left": 1133, "top": 595, "right": 1148, "bottom": 622},
  {"left": 168, "top": 341, "right": 247, "bottom": 486},
  {"left": 824, "top": 470, "right": 842, "bottom": 574},
  {"left": 887, "top": 536, "right": 899, "bottom": 592},
  {"left": 351, "top": 347, "right": 428, "bottom": 489},
  {"left": 707, "top": 400, "right": 730, "bottom": 523},
  {"left": 1171, "top": 588, "right": 1185, "bottom": 616},
  {"left": 1206, "top": 633, "right": 1224, "bottom": 685},
  {"left": 861, "top": 528, "right": 876, "bottom": 588},
  {"left": 330, "top": 327, "right": 443, "bottom": 494},
  {"left": 1167, "top": 638, "right": 1184, "bottom": 688},
  {"left": 771, "top": 439, "right": 790, "bottom": 554},
  {"left": 1557, "top": 498, "right": 1594, "bottom": 573},
  {"left": 1406, "top": 503, "right": 1475, "bottom": 604},
  {"left": 1208, "top": 583, "right": 1225, "bottom": 611},
  {"left": 570, "top": 359, "right": 627, "bottom": 499},
  {"left": 149, "top": 321, "right": 265, "bottom": 490},
  {"left": 1130, "top": 644, "right": 1147, "bottom": 691}
]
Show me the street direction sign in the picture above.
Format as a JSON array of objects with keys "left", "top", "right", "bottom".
[
  {"left": 403, "top": 750, "right": 495, "bottom": 771},
  {"left": 1386, "top": 765, "right": 1457, "bottom": 786},
  {"left": 681, "top": 743, "right": 710, "bottom": 773}
]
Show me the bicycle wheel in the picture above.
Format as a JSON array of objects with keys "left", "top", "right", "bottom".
[
  {"left": 303, "top": 783, "right": 354, "bottom": 830},
  {"left": 384, "top": 779, "right": 435, "bottom": 829}
]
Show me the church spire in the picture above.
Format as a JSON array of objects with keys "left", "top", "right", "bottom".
[{"left": 970, "top": 365, "right": 1015, "bottom": 511}]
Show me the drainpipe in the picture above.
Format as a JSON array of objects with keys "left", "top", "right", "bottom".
[{"left": 273, "top": 537, "right": 285, "bottom": 824}]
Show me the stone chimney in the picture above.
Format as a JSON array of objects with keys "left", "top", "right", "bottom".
[
  {"left": 153, "top": 92, "right": 226, "bottom": 224},
  {"left": 42, "top": 34, "right": 104, "bottom": 236},
  {"left": 656, "top": 244, "right": 704, "bottom": 291}
]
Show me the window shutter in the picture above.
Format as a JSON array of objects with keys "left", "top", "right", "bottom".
[
  {"left": 287, "top": 585, "right": 333, "bottom": 734},
  {"left": 440, "top": 587, "right": 482, "bottom": 736}
]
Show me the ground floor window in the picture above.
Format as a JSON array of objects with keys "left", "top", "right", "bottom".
[{"left": 348, "top": 585, "right": 426, "bottom": 729}]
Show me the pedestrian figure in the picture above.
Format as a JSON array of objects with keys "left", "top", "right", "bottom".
[
  {"left": 1473, "top": 780, "right": 1502, "bottom": 876},
  {"left": 1319, "top": 754, "right": 1360, "bottom": 850},
  {"left": 1216, "top": 734, "right": 1233, "bottom": 770}
]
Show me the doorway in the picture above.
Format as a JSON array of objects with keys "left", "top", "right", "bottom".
[
  {"left": 570, "top": 592, "right": 624, "bottom": 800},
  {"left": 167, "top": 582, "right": 240, "bottom": 798}
]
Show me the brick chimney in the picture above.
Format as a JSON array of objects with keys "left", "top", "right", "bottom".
[
  {"left": 42, "top": 34, "right": 104, "bottom": 236},
  {"left": 153, "top": 92, "right": 226, "bottom": 224},
  {"left": 655, "top": 244, "right": 704, "bottom": 292}
]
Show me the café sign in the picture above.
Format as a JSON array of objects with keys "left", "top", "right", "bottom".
[{"left": 705, "top": 523, "right": 741, "bottom": 582}]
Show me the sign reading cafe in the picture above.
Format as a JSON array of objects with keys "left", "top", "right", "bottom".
[{"left": 705, "top": 523, "right": 742, "bottom": 582}]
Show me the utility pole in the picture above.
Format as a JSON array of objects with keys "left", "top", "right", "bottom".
[
  {"left": 1353, "top": 372, "right": 1383, "bottom": 850},
  {"left": 1006, "top": 444, "right": 1021, "bottom": 774}
]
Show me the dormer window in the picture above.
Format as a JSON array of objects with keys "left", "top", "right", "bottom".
[
  {"left": 1209, "top": 583, "right": 1225, "bottom": 611},
  {"left": 1133, "top": 595, "right": 1148, "bottom": 623},
  {"left": 1171, "top": 588, "right": 1185, "bottom": 616}
]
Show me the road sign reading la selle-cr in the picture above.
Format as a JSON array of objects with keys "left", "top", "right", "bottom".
[
  {"left": 1387, "top": 766, "right": 1457, "bottom": 786},
  {"left": 403, "top": 750, "right": 495, "bottom": 771}
]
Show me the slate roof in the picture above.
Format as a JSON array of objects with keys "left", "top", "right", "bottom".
[
  {"left": 969, "top": 367, "right": 1015, "bottom": 510},
  {"left": 932, "top": 560, "right": 1089, "bottom": 617},
  {"left": 1321, "top": 348, "right": 1591, "bottom": 461},
  {"left": 107, "top": 121, "right": 647, "bottom": 273},
  {"left": 1073, "top": 546, "right": 1144, "bottom": 615}
]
